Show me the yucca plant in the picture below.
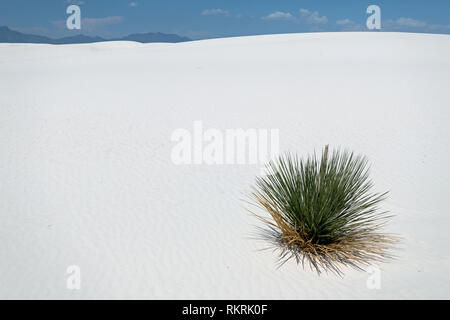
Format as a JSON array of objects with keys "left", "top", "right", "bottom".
[{"left": 249, "top": 145, "right": 398, "bottom": 275}]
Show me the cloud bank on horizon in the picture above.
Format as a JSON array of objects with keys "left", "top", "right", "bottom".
[{"left": 0, "top": 0, "right": 449, "bottom": 40}]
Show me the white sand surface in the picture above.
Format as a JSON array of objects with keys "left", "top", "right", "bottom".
[{"left": 0, "top": 32, "right": 449, "bottom": 299}]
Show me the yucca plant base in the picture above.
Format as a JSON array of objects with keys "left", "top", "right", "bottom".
[{"left": 251, "top": 146, "right": 398, "bottom": 275}]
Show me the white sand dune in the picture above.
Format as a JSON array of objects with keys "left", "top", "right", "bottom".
[{"left": 0, "top": 32, "right": 449, "bottom": 299}]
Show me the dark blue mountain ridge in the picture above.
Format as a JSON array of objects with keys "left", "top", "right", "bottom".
[
  {"left": 0, "top": 26, "right": 191, "bottom": 44},
  {"left": 0, "top": 26, "right": 54, "bottom": 43}
]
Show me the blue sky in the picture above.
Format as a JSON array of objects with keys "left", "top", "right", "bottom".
[{"left": 1, "top": 0, "right": 449, "bottom": 39}]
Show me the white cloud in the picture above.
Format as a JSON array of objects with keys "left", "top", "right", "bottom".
[
  {"left": 201, "top": 9, "right": 229, "bottom": 16},
  {"left": 336, "top": 19, "right": 353, "bottom": 26},
  {"left": 335, "top": 18, "right": 365, "bottom": 31},
  {"left": 395, "top": 17, "right": 427, "bottom": 28},
  {"left": 299, "top": 9, "right": 309, "bottom": 16},
  {"left": 262, "top": 11, "right": 294, "bottom": 20},
  {"left": 299, "top": 8, "right": 327, "bottom": 24},
  {"left": 129, "top": 2, "right": 138, "bottom": 7},
  {"left": 380, "top": 17, "right": 450, "bottom": 33}
]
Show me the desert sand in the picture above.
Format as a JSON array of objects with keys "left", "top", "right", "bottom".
[{"left": 0, "top": 32, "right": 449, "bottom": 299}]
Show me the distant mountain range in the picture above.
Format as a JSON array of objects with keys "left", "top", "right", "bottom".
[{"left": 0, "top": 26, "right": 191, "bottom": 44}]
